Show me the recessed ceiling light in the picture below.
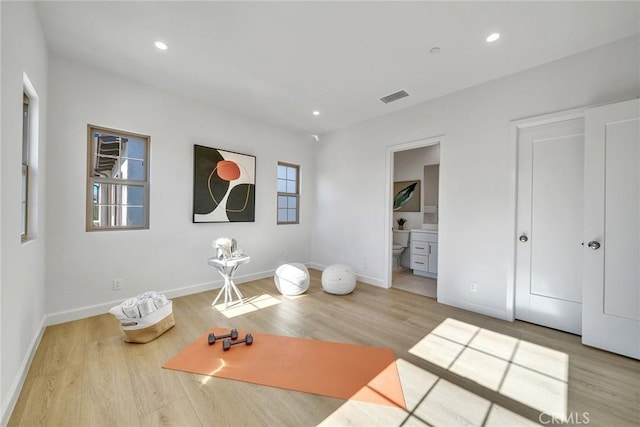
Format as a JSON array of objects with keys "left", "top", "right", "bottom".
[
  {"left": 312, "top": 111, "right": 320, "bottom": 116},
  {"left": 486, "top": 33, "right": 500, "bottom": 43},
  {"left": 154, "top": 40, "right": 168, "bottom": 50}
]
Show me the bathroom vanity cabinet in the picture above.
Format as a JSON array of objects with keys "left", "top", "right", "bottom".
[{"left": 410, "top": 230, "right": 438, "bottom": 278}]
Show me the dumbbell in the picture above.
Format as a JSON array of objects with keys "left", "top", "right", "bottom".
[
  {"left": 208, "top": 328, "right": 239, "bottom": 345},
  {"left": 223, "top": 333, "right": 253, "bottom": 351}
]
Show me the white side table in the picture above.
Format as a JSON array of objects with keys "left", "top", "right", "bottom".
[{"left": 207, "top": 255, "right": 251, "bottom": 308}]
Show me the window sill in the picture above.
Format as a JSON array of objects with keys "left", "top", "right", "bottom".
[{"left": 21, "top": 236, "right": 36, "bottom": 245}]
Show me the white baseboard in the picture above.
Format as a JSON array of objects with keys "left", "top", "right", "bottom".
[
  {"left": 36, "top": 263, "right": 379, "bottom": 326},
  {"left": 0, "top": 317, "right": 46, "bottom": 427},
  {"left": 305, "top": 262, "right": 325, "bottom": 271},
  {"left": 44, "top": 269, "right": 276, "bottom": 326},
  {"left": 355, "top": 273, "right": 387, "bottom": 288},
  {"left": 437, "top": 296, "right": 512, "bottom": 322}
]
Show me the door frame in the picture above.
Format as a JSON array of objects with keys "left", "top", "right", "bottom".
[
  {"left": 384, "top": 135, "right": 444, "bottom": 288},
  {"left": 507, "top": 106, "right": 586, "bottom": 321}
]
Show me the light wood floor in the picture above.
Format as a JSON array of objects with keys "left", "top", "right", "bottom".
[
  {"left": 392, "top": 267, "right": 437, "bottom": 298},
  {"left": 9, "top": 270, "right": 639, "bottom": 426}
]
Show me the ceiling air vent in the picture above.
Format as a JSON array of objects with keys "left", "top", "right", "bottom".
[{"left": 380, "top": 90, "right": 409, "bottom": 104}]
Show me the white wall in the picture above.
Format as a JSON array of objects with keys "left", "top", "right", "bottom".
[
  {"left": 45, "top": 56, "right": 315, "bottom": 320},
  {"left": 311, "top": 35, "right": 640, "bottom": 319},
  {"left": 0, "top": 1, "right": 3, "bottom": 418},
  {"left": 0, "top": 1, "right": 3, "bottom": 419},
  {"left": 0, "top": 1, "right": 48, "bottom": 422}
]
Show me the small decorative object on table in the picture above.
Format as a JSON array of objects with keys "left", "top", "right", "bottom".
[
  {"left": 214, "top": 237, "right": 236, "bottom": 260},
  {"left": 321, "top": 264, "right": 357, "bottom": 295},
  {"left": 396, "top": 218, "right": 407, "bottom": 230}
]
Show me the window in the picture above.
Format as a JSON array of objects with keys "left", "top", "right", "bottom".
[
  {"left": 277, "top": 162, "right": 299, "bottom": 224},
  {"left": 87, "top": 125, "right": 150, "bottom": 231},
  {"left": 21, "top": 93, "right": 30, "bottom": 241}
]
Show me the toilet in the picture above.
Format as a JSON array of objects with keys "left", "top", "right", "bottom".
[{"left": 392, "top": 230, "right": 410, "bottom": 269}]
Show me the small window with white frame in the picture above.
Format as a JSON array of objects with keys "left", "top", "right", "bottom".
[
  {"left": 277, "top": 162, "right": 299, "bottom": 224},
  {"left": 87, "top": 125, "right": 150, "bottom": 231},
  {"left": 21, "top": 93, "right": 30, "bottom": 241}
]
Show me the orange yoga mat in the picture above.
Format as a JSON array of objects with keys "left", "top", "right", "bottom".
[{"left": 163, "top": 328, "right": 406, "bottom": 409}]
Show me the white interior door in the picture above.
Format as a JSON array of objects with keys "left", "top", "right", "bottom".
[
  {"left": 515, "top": 118, "right": 585, "bottom": 335},
  {"left": 583, "top": 98, "right": 639, "bottom": 359}
]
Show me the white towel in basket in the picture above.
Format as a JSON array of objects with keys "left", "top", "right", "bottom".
[{"left": 109, "top": 291, "right": 171, "bottom": 321}]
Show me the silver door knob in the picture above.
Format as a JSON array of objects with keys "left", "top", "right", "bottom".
[
  {"left": 588, "top": 241, "right": 601, "bottom": 250},
  {"left": 519, "top": 234, "right": 528, "bottom": 243}
]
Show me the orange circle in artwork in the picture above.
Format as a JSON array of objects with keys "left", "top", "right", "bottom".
[{"left": 216, "top": 160, "right": 241, "bottom": 181}]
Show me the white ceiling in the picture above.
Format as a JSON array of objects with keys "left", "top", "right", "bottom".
[{"left": 35, "top": 1, "right": 640, "bottom": 135}]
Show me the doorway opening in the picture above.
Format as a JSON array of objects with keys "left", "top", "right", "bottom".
[{"left": 385, "top": 136, "right": 442, "bottom": 298}]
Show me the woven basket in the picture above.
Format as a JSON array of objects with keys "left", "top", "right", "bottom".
[{"left": 120, "top": 301, "right": 175, "bottom": 343}]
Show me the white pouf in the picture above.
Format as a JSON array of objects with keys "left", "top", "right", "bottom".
[
  {"left": 274, "top": 263, "right": 310, "bottom": 296},
  {"left": 322, "top": 264, "right": 356, "bottom": 295}
]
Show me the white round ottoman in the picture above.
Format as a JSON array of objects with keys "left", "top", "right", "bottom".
[
  {"left": 274, "top": 263, "right": 310, "bottom": 296},
  {"left": 322, "top": 264, "right": 356, "bottom": 295}
]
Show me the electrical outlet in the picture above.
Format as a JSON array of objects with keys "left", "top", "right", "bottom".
[
  {"left": 113, "top": 278, "right": 123, "bottom": 291},
  {"left": 470, "top": 281, "right": 477, "bottom": 292}
]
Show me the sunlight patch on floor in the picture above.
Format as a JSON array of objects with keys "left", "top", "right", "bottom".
[
  {"left": 408, "top": 333, "right": 464, "bottom": 369},
  {"left": 317, "top": 399, "right": 407, "bottom": 426},
  {"left": 213, "top": 294, "right": 281, "bottom": 318},
  {"left": 450, "top": 347, "right": 509, "bottom": 391},
  {"left": 485, "top": 404, "right": 539, "bottom": 427},
  {"left": 500, "top": 364, "right": 567, "bottom": 419},
  {"left": 395, "top": 358, "right": 439, "bottom": 411},
  {"left": 413, "top": 379, "right": 491, "bottom": 426},
  {"left": 317, "top": 358, "right": 433, "bottom": 426},
  {"left": 197, "top": 359, "right": 228, "bottom": 387},
  {"left": 409, "top": 318, "right": 569, "bottom": 419},
  {"left": 319, "top": 357, "right": 539, "bottom": 426}
]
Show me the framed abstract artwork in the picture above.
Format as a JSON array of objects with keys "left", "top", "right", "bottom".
[
  {"left": 393, "top": 180, "right": 420, "bottom": 212},
  {"left": 193, "top": 145, "right": 256, "bottom": 223}
]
